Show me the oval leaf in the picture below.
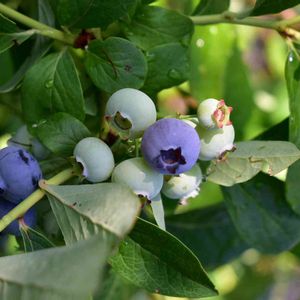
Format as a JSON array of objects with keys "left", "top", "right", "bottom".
[
  {"left": 110, "top": 218, "right": 217, "bottom": 298},
  {"left": 251, "top": 0, "right": 300, "bottom": 16},
  {"left": 0, "top": 235, "right": 111, "bottom": 300},
  {"left": 56, "top": 0, "right": 136, "bottom": 29},
  {"left": 143, "top": 42, "right": 190, "bottom": 95},
  {"left": 285, "top": 51, "right": 300, "bottom": 214},
  {"left": 42, "top": 182, "right": 140, "bottom": 244},
  {"left": 22, "top": 49, "right": 85, "bottom": 126},
  {"left": 222, "top": 173, "right": 300, "bottom": 253},
  {"left": 166, "top": 203, "right": 248, "bottom": 270},
  {"left": 123, "top": 5, "right": 194, "bottom": 50},
  {"left": 193, "top": 0, "right": 230, "bottom": 15},
  {"left": 207, "top": 141, "right": 300, "bottom": 186},
  {"left": 85, "top": 37, "right": 147, "bottom": 94},
  {"left": 34, "top": 112, "right": 91, "bottom": 156}
]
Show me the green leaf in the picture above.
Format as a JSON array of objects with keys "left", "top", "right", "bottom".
[
  {"left": 255, "top": 118, "right": 288, "bottom": 141},
  {"left": 110, "top": 218, "right": 217, "bottom": 298},
  {"left": 222, "top": 173, "right": 300, "bottom": 253},
  {"left": 0, "top": 235, "right": 111, "bottom": 300},
  {"left": 0, "top": 0, "right": 54, "bottom": 93},
  {"left": 251, "top": 0, "right": 300, "bottom": 16},
  {"left": 22, "top": 49, "right": 85, "bottom": 126},
  {"left": 85, "top": 37, "right": 147, "bottom": 94},
  {"left": 207, "top": 141, "right": 300, "bottom": 186},
  {"left": 143, "top": 42, "right": 189, "bottom": 95},
  {"left": 285, "top": 51, "right": 300, "bottom": 214},
  {"left": 0, "top": 30, "right": 34, "bottom": 54},
  {"left": 193, "top": 0, "right": 230, "bottom": 15},
  {"left": 44, "top": 182, "right": 140, "bottom": 244},
  {"left": 34, "top": 112, "right": 90, "bottom": 156},
  {"left": 56, "top": 0, "right": 136, "bottom": 29},
  {"left": 223, "top": 42, "right": 255, "bottom": 140},
  {"left": 189, "top": 25, "right": 235, "bottom": 100},
  {"left": 123, "top": 5, "right": 194, "bottom": 50},
  {"left": 166, "top": 203, "right": 248, "bottom": 269},
  {"left": 95, "top": 268, "right": 137, "bottom": 300},
  {"left": 19, "top": 226, "right": 56, "bottom": 252},
  {"left": 0, "top": 13, "right": 18, "bottom": 33}
]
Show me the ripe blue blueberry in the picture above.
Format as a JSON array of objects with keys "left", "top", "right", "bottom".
[
  {"left": 111, "top": 157, "right": 163, "bottom": 200},
  {"left": 0, "top": 200, "right": 36, "bottom": 236},
  {"left": 197, "top": 98, "right": 232, "bottom": 130},
  {"left": 141, "top": 118, "right": 201, "bottom": 175},
  {"left": 0, "top": 146, "right": 42, "bottom": 203},
  {"left": 74, "top": 137, "right": 115, "bottom": 183},
  {"left": 162, "top": 164, "right": 203, "bottom": 199},
  {"left": 105, "top": 88, "right": 156, "bottom": 139},
  {"left": 197, "top": 124, "right": 235, "bottom": 161}
]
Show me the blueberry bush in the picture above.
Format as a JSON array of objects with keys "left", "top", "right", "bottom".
[{"left": 1, "top": 0, "right": 300, "bottom": 299}]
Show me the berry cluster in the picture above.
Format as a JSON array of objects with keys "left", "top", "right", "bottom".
[
  {"left": 0, "top": 88, "right": 235, "bottom": 237},
  {"left": 74, "top": 88, "right": 235, "bottom": 205}
]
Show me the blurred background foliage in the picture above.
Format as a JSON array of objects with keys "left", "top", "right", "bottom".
[{"left": 0, "top": 0, "right": 300, "bottom": 299}]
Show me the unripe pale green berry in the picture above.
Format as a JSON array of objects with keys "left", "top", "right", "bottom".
[
  {"left": 197, "top": 98, "right": 232, "bottom": 130},
  {"left": 105, "top": 88, "right": 156, "bottom": 139},
  {"left": 74, "top": 137, "right": 115, "bottom": 183},
  {"left": 197, "top": 124, "right": 235, "bottom": 161},
  {"left": 111, "top": 157, "right": 163, "bottom": 200},
  {"left": 162, "top": 164, "right": 203, "bottom": 199}
]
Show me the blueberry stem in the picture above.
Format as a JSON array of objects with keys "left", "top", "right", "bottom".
[
  {"left": 191, "top": 12, "right": 300, "bottom": 41},
  {"left": 0, "top": 168, "right": 75, "bottom": 233},
  {"left": 0, "top": 3, "right": 75, "bottom": 45}
]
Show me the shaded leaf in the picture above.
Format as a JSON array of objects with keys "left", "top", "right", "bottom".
[
  {"left": 123, "top": 5, "right": 194, "bottom": 50},
  {"left": 34, "top": 112, "right": 90, "bottom": 156},
  {"left": 0, "top": 13, "right": 17, "bottom": 33},
  {"left": 0, "top": 0, "right": 54, "bottom": 93},
  {"left": 251, "top": 0, "right": 300, "bottom": 16},
  {"left": 111, "top": 218, "right": 217, "bottom": 298},
  {"left": 0, "top": 30, "right": 34, "bottom": 54},
  {"left": 57, "top": 0, "right": 137, "bottom": 29},
  {"left": 166, "top": 203, "right": 248, "bottom": 269},
  {"left": 223, "top": 42, "right": 255, "bottom": 140},
  {"left": 193, "top": 0, "right": 230, "bottom": 15},
  {"left": 222, "top": 173, "right": 300, "bottom": 253},
  {"left": 143, "top": 42, "right": 189, "bottom": 95},
  {"left": 85, "top": 37, "right": 147, "bottom": 94},
  {"left": 22, "top": 49, "right": 85, "bottom": 126},
  {"left": 19, "top": 226, "right": 56, "bottom": 252},
  {"left": 207, "top": 141, "right": 300, "bottom": 186},
  {"left": 285, "top": 51, "right": 300, "bottom": 214},
  {"left": 43, "top": 182, "right": 140, "bottom": 244},
  {"left": 0, "top": 235, "right": 111, "bottom": 300}
]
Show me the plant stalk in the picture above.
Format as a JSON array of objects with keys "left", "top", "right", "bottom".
[
  {"left": 0, "top": 168, "right": 75, "bottom": 233},
  {"left": 0, "top": 3, "right": 75, "bottom": 45}
]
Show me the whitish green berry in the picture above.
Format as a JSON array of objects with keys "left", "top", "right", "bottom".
[
  {"left": 105, "top": 88, "right": 156, "bottom": 139},
  {"left": 197, "top": 98, "right": 232, "bottom": 130},
  {"left": 111, "top": 157, "right": 163, "bottom": 199},
  {"left": 197, "top": 124, "right": 235, "bottom": 161},
  {"left": 74, "top": 137, "right": 115, "bottom": 183},
  {"left": 162, "top": 164, "right": 202, "bottom": 199}
]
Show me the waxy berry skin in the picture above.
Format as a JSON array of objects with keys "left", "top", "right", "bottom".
[
  {"left": 0, "top": 200, "right": 36, "bottom": 236},
  {"left": 0, "top": 147, "right": 42, "bottom": 204},
  {"left": 141, "top": 118, "right": 201, "bottom": 175},
  {"left": 197, "top": 124, "right": 235, "bottom": 161},
  {"left": 74, "top": 137, "right": 115, "bottom": 183},
  {"left": 105, "top": 88, "right": 157, "bottom": 139},
  {"left": 162, "top": 164, "right": 203, "bottom": 199},
  {"left": 111, "top": 157, "right": 163, "bottom": 200}
]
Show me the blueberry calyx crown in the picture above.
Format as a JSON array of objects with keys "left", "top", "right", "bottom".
[
  {"left": 155, "top": 147, "right": 186, "bottom": 174},
  {"left": 213, "top": 100, "right": 233, "bottom": 128}
]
